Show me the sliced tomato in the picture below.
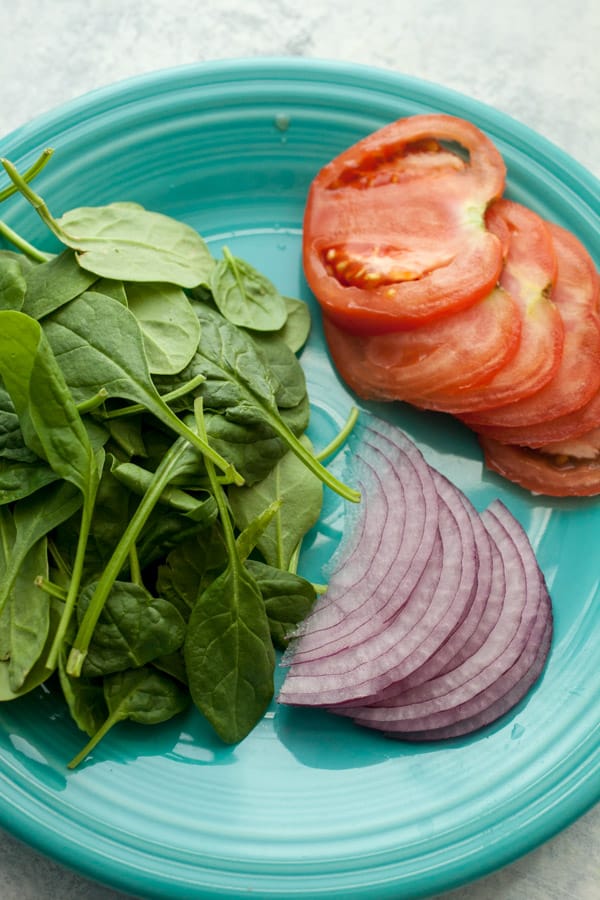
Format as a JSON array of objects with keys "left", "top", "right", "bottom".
[
  {"left": 476, "top": 386, "right": 600, "bottom": 449},
  {"left": 322, "top": 286, "right": 520, "bottom": 401},
  {"left": 303, "top": 114, "right": 506, "bottom": 334},
  {"left": 464, "top": 222, "right": 600, "bottom": 433},
  {"left": 480, "top": 434, "right": 600, "bottom": 497},
  {"left": 404, "top": 200, "right": 563, "bottom": 413}
]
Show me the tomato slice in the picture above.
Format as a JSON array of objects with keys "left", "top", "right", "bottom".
[
  {"left": 463, "top": 222, "right": 600, "bottom": 433},
  {"left": 404, "top": 200, "right": 563, "bottom": 413},
  {"left": 480, "top": 434, "right": 600, "bottom": 497},
  {"left": 478, "top": 386, "right": 600, "bottom": 449},
  {"left": 303, "top": 114, "right": 506, "bottom": 334},
  {"left": 322, "top": 287, "right": 520, "bottom": 401}
]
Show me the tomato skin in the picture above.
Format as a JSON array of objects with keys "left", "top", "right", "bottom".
[
  {"left": 463, "top": 222, "right": 600, "bottom": 434},
  {"left": 322, "top": 287, "right": 521, "bottom": 401},
  {"left": 303, "top": 114, "right": 506, "bottom": 335},
  {"left": 480, "top": 435, "right": 600, "bottom": 497}
]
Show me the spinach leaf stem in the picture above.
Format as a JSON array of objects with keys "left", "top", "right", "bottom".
[
  {"left": 0, "top": 217, "right": 50, "bottom": 262},
  {"left": 46, "top": 486, "right": 97, "bottom": 670},
  {"left": 66, "top": 436, "right": 194, "bottom": 676},
  {"left": 34, "top": 576, "right": 67, "bottom": 601},
  {"left": 316, "top": 406, "right": 359, "bottom": 462},
  {"left": 100, "top": 374, "right": 206, "bottom": 420},
  {"left": 0, "top": 148, "right": 54, "bottom": 204},
  {"left": 76, "top": 388, "right": 108, "bottom": 415},
  {"left": 263, "top": 407, "right": 360, "bottom": 503},
  {"left": 0, "top": 158, "right": 70, "bottom": 243},
  {"left": 194, "top": 399, "right": 238, "bottom": 567}
]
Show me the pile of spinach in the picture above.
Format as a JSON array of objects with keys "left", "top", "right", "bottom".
[{"left": 0, "top": 151, "right": 359, "bottom": 768}]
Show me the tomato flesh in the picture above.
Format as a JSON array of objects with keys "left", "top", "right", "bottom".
[
  {"left": 415, "top": 200, "right": 563, "bottom": 413},
  {"left": 303, "top": 114, "right": 506, "bottom": 334},
  {"left": 322, "top": 287, "right": 520, "bottom": 401},
  {"left": 480, "top": 435, "right": 600, "bottom": 497},
  {"left": 464, "top": 222, "right": 600, "bottom": 433}
]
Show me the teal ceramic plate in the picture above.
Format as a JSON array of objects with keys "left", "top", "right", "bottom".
[{"left": 0, "top": 59, "right": 598, "bottom": 900}]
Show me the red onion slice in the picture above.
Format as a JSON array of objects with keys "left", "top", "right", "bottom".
[
  {"left": 383, "top": 470, "right": 496, "bottom": 692},
  {"left": 282, "top": 419, "right": 439, "bottom": 664},
  {"left": 279, "top": 487, "right": 480, "bottom": 706},
  {"left": 341, "top": 501, "right": 547, "bottom": 728},
  {"left": 388, "top": 610, "right": 552, "bottom": 740}
]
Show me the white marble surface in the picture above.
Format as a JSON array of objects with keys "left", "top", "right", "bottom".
[{"left": 1, "top": 1, "right": 599, "bottom": 898}]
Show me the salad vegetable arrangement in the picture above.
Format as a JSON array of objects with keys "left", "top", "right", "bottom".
[{"left": 0, "top": 110, "right": 571, "bottom": 764}]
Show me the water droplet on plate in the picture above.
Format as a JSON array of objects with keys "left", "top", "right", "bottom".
[
  {"left": 511, "top": 723, "right": 525, "bottom": 740},
  {"left": 274, "top": 113, "right": 290, "bottom": 132}
]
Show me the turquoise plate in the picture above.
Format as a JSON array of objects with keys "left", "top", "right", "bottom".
[{"left": 0, "top": 59, "right": 598, "bottom": 900}]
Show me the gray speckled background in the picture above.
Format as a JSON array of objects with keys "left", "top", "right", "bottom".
[{"left": 1, "top": 1, "right": 599, "bottom": 898}]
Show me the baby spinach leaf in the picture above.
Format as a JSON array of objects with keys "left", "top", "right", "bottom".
[
  {"left": 210, "top": 247, "right": 287, "bottom": 331},
  {"left": 184, "top": 563, "right": 275, "bottom": 743},
  {"left": 161, "top": 300, "right": 279, "bottom": 420},
  {"left": 273, "top": 296, "right": 312, "bottom": 353},
  {"left": 0, "top": 256, "right": 26, "bottom": 310},
  {"left": 0, "top": 162, "right": 216, "bottom": 289},
  {"left": 229, "top": 437, "right": 323, "bottom": 571},
  {"left": 125, "top": 282, "right": 201, "bottom": 375},
  {"left": 0, "top": 310, "right": 99, "bottom": 491},
  {"left": 156, "top": 527, "right": 227, "bottom": 619},
  {"left": 21, "top": 249, "right": 97, "bottom": 319},
  {"left": 0, "top": 481, "right": 82, "bottom": 618},
  {"left": 0, "top": 536, "right": 50, "bottom": 691},
  {"left": 244, "top": 559, "right": 316, "bottom": 649},
  {"left": 58, "top": 656, "right": 107, "bottom": 738},
  {"left": 104, "top": 417, "right": 147, "bottom": 460},
  {"left": 0, "top": 309, "right": 102, "bottom": 667},
  {"left": 279, "top": 391, "right": 311, "bottom": 437},
  {"left": 0, "top": 456, "right": 58, "bottom": 504},
  {"left": 67, "top": 666, "right": 189, "bottom": 769},
  {"left": 0, "top": 381, "right": 39, "bottom": 463},
  {"left": 152, "top": 651, "right": 188, "bottom": 685},
  {"left": 235, "top": 499, "right": 282, "bottom": 563},
  {"left": 52, "top": 462, "right": 131, "bottom": 583},
  {"left": 0, "top": 599, "right": 63, "bottom": 702},
  {"left": 92, "top": 277, "right": 127, "bottom": 304},
  {"left": 156, "top": 304, "right": 312, "bottom": 484},
  {"left": 136, "top": 501, "right": 218, "bottom": 572},
  {"left": 78, "top": 581, "right": 186, "bottom": 677},
  {"left": 201, "top": 400, "right": 309, "bottom": 486},
  {"left": 43, "top": 292, "right": 240, "bottom": 483},
  {"left": 60, "top": 203, "right": 216, "bottom": 288},
  {"left": 159, "top": 302, "right": 358, "bottom": 502},
  {"left": 184, "top": 401, "right": 275, "bottom": 743},
  {"left": 246, "top": 296, "right": 311, "bottom": 354},
  {"left": 67, "top": 431, "right": 215, "bottom": 676},
  {"left": 249, "top": 331, "right": 308, "bottom": 409},
  {"left": 0, "top": 250, "right": 36, "bottom": 272}
]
